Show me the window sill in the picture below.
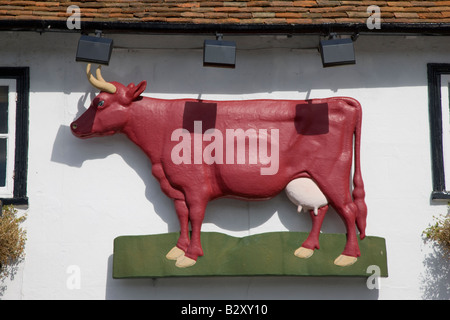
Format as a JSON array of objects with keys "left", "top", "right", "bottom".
[
  {"left": 0, "top": 197, "right": 28, "bottom": 206},
  {"left": 431, "top": 191, "right": 450, "bottom": 201}
]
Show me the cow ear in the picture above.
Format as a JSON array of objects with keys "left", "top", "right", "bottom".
[{"left": 128, "top": 81, "right": 147, "bottom": 101}]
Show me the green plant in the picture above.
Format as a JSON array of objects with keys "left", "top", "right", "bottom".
[
  {"left": 0, "top": 205, "right": 27, "bottom": 280},
  {"left": 423, "top": 211, "right": 450, "bottom": 256}
]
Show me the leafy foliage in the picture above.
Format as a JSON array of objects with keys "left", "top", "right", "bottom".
[
  {"left": 0, "top": 205, "right": 27, "bottom": 280},
  {"left": 423, "top": 212, "right": 450, "bottom": 256}
]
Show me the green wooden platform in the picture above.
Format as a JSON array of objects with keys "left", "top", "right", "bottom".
[{"left": 113, "top": 231, "right": 388, "bottom": 278}]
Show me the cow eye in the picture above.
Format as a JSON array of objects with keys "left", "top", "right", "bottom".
[{"left": 98, "top": 100, "right": 105, "bottom": 107}]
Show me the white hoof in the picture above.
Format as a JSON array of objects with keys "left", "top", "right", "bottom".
[
  {"left": 166, "top": 246, "right": 185, "bottom": 260},
  {"left": 294, "top": 246, "right": 314, "bottom": 259},
  {"left": 175, "top": 255, "right": 197, "bottom": 268},
  {"left": 334, "top": 254, "right": 357, "bottom": 267}
]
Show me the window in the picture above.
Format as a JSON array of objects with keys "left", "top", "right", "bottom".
[
  {"left": 427, "top": 63, "right": 450, "bottom": 200},
  {"left": 0, "top": 81, "right": 16, "bottom": 197},
  {"left": 0, "top": 67, "right": 29, "bottom": 205}
]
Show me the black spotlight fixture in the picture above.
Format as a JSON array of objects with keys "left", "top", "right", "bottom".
[
  {"left": 203, "top": 33, "right": 236, "bottom": 68},
  {"left": 76, "top": 30, "right": 113, "bottom": 66},
  {"left": 319, "top": 34, "right": 355, "bottom": 68}
]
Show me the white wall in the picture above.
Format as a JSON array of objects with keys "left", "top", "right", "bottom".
[{"left": 0, "top": 31, "right": 448, "bottom": 300}]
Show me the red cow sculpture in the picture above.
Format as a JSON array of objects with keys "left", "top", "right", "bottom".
[{"left": 71, "top": 64, "right": 367, "bottom": 268}]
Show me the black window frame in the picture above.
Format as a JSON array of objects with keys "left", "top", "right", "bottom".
[
  {"left": 0, "top": 67, "right": 29, "bottom": 205},
  {"left": 427, "top": 63, "right": 450, "bottom": 201}
]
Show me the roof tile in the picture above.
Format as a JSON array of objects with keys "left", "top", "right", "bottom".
[{"left": 0, "top": 0, "right": 449, "bottom": 26}]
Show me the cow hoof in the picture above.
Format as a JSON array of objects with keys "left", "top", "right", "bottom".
[
  {"left": 334, "top": 255, "right": 357, "bottom": 267},
  {"left": 175, "top": 256, "right": 196, "bottom": 268},
  {"left": 166, "top": 246, "right": 185, "bottom": 260},
  {"left": 294, "top": 247, "right": 314, "bottom": 259}
]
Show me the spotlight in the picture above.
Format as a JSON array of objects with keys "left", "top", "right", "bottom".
[
  {"left": 203, "top": 34, "right": 236, "bottom": 68},
  {"left": 76, "top": 31, "right": 113, "bottom": 65},
  {"left": 319, "top": 36, "right": 355, "bottom": 68}
]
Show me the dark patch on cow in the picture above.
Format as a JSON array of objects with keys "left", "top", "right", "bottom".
[
  {"left": 295, "top": 102, "right": 329, "bottom": 135},
  {"left": 183, "top": 101, "right": 217, "bottom": 133}
]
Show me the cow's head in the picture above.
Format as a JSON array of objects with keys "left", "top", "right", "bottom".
[{"left": 71, "top": 64, "right": 146, "bottom": 139}]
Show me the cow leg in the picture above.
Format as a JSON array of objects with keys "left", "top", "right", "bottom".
[
  {"left": 333, "top": 202, "right": 360, "bottom": 267},
  {"left": 175, "top": 199, "right": 207, "bottom": 268},
  {"left": 166, "top": 199, "right": 190, "bottom": 260},
  {"left": 294, "top": 205, "right": 328, "bottom": 259},
  {"left": 151, "top": 164, "right": 191, "bottom": 261}
]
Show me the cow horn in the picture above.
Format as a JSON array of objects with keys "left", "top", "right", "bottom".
[{"left": 86, "top": 63, "right": 117, "bottom": 94}]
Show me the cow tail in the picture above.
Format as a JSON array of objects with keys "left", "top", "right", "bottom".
[{"left": 352, "top": 100, "right": 367, "bottom": 240}]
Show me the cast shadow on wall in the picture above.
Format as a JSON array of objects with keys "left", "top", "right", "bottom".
[
  {"left": 104, "top": 255, "right": 379, "bottom": 300},
  {"left": 420, "top": 244, "right": 450, "bottom": 299},
  {"left": 51, "top": 94, "right": 346, "bottom": 234},
  {"left": 51, "top": 122, "right": 344, "bottom": 234},
  {"left": 52, "top": 91, "right": 378, "bottom": 300},
  {"left": 105, "top": 255, "right": 379, "bottom": 301}
]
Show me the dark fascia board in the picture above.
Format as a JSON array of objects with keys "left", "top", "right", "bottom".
[{"left": 2, "top": 20, "right": 450, "bottom": 36}]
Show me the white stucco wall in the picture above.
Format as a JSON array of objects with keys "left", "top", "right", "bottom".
[{"left": 0, "top": 31, "right": 448, "bottom": 300}]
